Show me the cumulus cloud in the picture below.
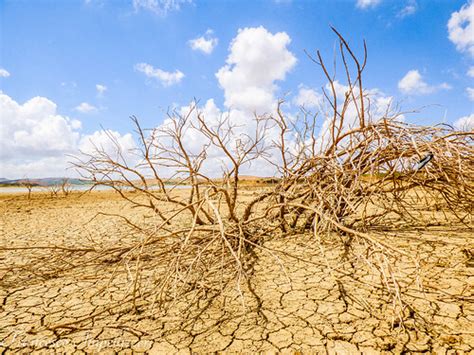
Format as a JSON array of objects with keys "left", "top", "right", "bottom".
[
  {"left": 188, "top": 29, "right": 218, "bottom": 54},
  {"left": 132, "top": 0, "right": 191, "bottom": 16},
  {"left": 398, "top": 70, "right": 451, "bottom": 95},
  {"left": 448, "top": 1, "right": 474, "bottom": 57},
  {"left": 145, "top": 27, "right": 298, "bottom": 177},
  {"left": 356, "top": 0, "right": 382, "bottom": 9},
  {"left": 75, "top": 102, "right": 98, "bottom": 113},
  {"left": 216, "top": 26, "right": 296, "bottom": 113},
  {"left": 96, "top": 84, "right": 107, "bottom": 96},
  {"left": 453, "top": 113, "right": 474, "bottom": 130},
  {"left": 468, "top": 66, "right": 474, "bottom": 77},
  {"left": 1, "top": 157, "right": 79, "bottom": 180},
  {"left": 466, "top": 87, "right": 474, "bottom": 101},
  {"left": 293, "top": 86, "right": 324, "bottom": 110},
  {"left": 2, "top": 129, "right": 138, "bottom": 179},
  {"left": 79, "top": 130, "right": 136, "bottom": 158},
  {"left": 152, "top": 26, "right": 395, "bottom": 177},
  {"left": 153, "top": 98, "right": 281, "bottom": 177},
  {"left": 0, "top": 92, "right": 140, "bottom": 178},
  {"left": 152, "top": 27, "right": 395, "bottom": 177},
  {"left": 315, "top": 82, "right": 395, "bottom": 151},
  {"left": 0, "top": 68, "right": 10, "bottom": 78},
  {"left": 135, "top": 62, "right": 184, "bottom": 87},
  {"left": 0, "top": 25, "right": 396, "bottom": 180},
  {"left": 0, "top": 92, "right": 83, "bottom": 177}
]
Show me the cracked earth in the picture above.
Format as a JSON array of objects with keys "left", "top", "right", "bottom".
[{"left": 1, "top": 191, "right": 473, "bottom": 353}]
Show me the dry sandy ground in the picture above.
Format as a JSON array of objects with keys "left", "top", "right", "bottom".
[{"left": 0, "top": 190, "right": 473, "bottom": 354}]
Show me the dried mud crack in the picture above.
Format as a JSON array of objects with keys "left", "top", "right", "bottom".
[{"left": 1, "top": 191, "right": 473, "bottom": 353}]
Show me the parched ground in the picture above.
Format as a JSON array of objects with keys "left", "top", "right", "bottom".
[{"left": 0, "top": 190, "right": 473, "bottom": 353}]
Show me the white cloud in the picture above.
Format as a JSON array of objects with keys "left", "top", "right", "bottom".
[
  {"left": 356, "top": 0, "right": 381, "bottom": 9},
  {"left": 1, "top": 157, "right": 77, "bottom": 180},
  {"left": 2, "top": 130, "right": 138, "bottom": 179},
  {"left": 153, "top": 27, "right": 395, "bottom": 178},
  {"left": 75, "top": 102, "right": 98, "bottom": 113},
  {"left": 132, "top": 0, "right": 191, "bottom": 16},
  {"left": 398, "top": 2, "right": 417, "bottom": 18},
  {"left": 146, "top": 27, "right": 298, "bottom": 177},
  {"left": 75, "top": 130, "right": 138, "bottom": 180},
  {"left": 188, "top": 29, "right": 218, "bottom": 54},
  {"left": 151, "top": 27, "right": 396, "bottom": 178},
  {"left": 468, "top": 66, "right": 474, "bottom": 77},
  {"left": 466, "top": 87, "right": 474, "bottom": 101},
  {"left": 96, "top": 84, "right": 107, "bottom": 96},
  {"left": 0, "top": 68, "right": 10, "bottom": 78},
  {"left": 153, "top": 99, "right": 281, "bottom": 178},
  {"left": 61, "top": 81, "right": 77, "bottom": 88},
  {"left": 315, "top": 82, "right": 395, "bottom": 151},
  {"left": 0, "top": 91, "right": 142, "bottom": 178},
  {"left": 398, "top": 69, "right": 451, "bottom": 95},
  {"left": 0, "top": 25, "right": 396, "bottom": 180},
  {"left": 215, "top": 26, "right": 296, "bottom": 113},
  {"left": 448, "top": 1, "right": 474, "bottom": 57},
  {"left": 293, "top": 86, "right": 324, "bottom": 110},
  {"left": 453, "top": 113, "right": 474, "bottom": 130},
  {"left": 0, "top": 92, "right": 83, "bottom": 178},
  {"left": 79, "top": 130, "right": 136, "bottom": 157},
  {"left": 135, "top": 62, "right": 184, "bottom": 87}
]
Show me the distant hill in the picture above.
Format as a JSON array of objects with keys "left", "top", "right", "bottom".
[
  {"left": 0, "top": 175, "right": 277, "bottom": 188},
  {"left": 0, "top": 178, "right": 92, "bottom": 187},
  {"left": 140, "top": 175, "right": 279, "bottom": 187}
]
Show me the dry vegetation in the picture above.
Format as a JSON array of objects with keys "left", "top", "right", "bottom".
[{"left": 1, "top": 29, "right": 473, "bottom": 352}]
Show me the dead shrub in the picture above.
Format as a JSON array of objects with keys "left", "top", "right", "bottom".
[{"left": 2, "top": 28, "right": 472, "bottom": 334}]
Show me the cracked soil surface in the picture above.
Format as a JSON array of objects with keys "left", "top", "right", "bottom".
[{"left": 1, "top": 190, "right": 473, "bottom": 353}]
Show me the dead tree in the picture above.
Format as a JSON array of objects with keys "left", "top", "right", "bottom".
[
  {"left": 21, "top": 178, "right": 35, "bottom": 200},
  {"left": 48, "top": 184, "right": 61, "bottom": 198},
  {"left": 60, "top": 178, "right": 72, "bottom": 196}
]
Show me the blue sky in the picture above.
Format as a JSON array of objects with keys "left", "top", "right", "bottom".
[{"left": 0, "top": 0, "right": 473, "bottom": 178}]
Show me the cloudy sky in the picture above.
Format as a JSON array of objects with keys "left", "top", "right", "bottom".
[{"left": 0, "top": 0, "right": 473, "bottom": 179}]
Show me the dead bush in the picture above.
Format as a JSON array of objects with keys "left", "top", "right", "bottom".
[{"left": 3, "top": 28, "right": 472, "bottom": 334}]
